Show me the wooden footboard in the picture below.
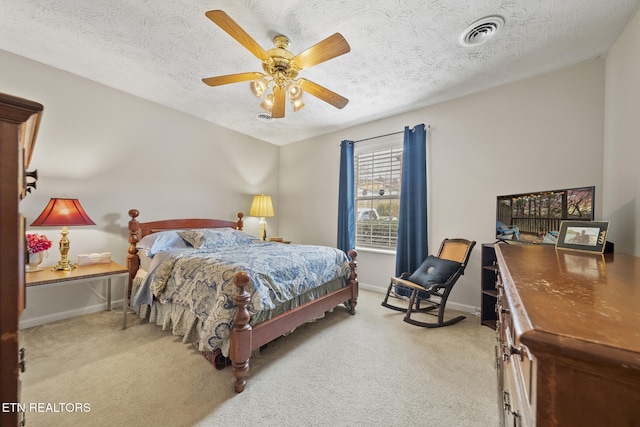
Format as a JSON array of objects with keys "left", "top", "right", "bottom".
[
  {"left": 125, "top": 209, "right": 358, "bottom": 393},
  {"left": 230, "top": 249, "right": 358, "bottom": 393}
]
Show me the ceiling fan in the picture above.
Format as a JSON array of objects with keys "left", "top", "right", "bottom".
[{"left": 202, "top": 10, "right": 351, "bottom": 119}]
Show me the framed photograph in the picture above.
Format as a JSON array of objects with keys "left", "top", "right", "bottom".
[{"left": 556, "top": 221, "right": 609, "bottom": 253}]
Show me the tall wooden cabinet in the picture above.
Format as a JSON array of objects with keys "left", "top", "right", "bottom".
[
  {"left": 0, "top": 93, "right": 43, "bottom": 426},
  {"left": 495, "top": 243, "right": 640, "bottom": 426}
]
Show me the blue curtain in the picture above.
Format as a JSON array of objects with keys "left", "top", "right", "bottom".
[
  {"left": 395, "top": 124, "right": 428, "bottom": 277},
  {"left": 337, "top": 140, "right": 355, "bottom": 255}
]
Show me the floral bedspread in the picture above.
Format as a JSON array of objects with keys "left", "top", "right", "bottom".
[{"left": 133, "top": 242, "right": 350, "bottom": 355}]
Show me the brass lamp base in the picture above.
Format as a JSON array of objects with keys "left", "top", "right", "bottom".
[
  {"left": 54, "top": 226, "right": 76, "bottom": 271},
  {"left": 52, "top": 260, "right": 76, "bottom": 271}
]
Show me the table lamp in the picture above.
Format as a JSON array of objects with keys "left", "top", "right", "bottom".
[
  {"left": 249, "top": 194, "right": 274, "bottom": 241},
  {"left": 30, "top": 198, "right": 96, "bottom": 271}
]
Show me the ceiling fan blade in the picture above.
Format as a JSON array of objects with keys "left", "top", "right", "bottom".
[
  {"left": 202, "top": 72, "right": 265, "bottom": 87},
  {"left": 271, "top": 86, "right": 286, "bottom": 118},
  {"left": 298, "top": 78, "right": 349, "bottom": 109},
  {"left": 292, "top": 33, "right": 350, "bottom": 70},
  {"left": 205, "top": 10, "right": 270, "bottom": 61}
]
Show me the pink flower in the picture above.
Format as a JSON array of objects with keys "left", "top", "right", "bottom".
[{"left": 26, "top": 233, "right": 52, "bottom": 254}]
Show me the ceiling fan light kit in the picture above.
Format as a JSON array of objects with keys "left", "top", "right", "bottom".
[
  {"left": 202, "top": 10, "right": 350, "bottom": 119},
  {"left": 249, "top": 77, "right": 268, "bottom": 98}
]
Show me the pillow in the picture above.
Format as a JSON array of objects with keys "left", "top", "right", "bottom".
[
  {"left": 407, "top": 255, "right": 462, "bottom": 289},
  {"left": 136, "top": 230, "right": 190, "bottom": 258},
  {"left": 178, "top": 228, "right": 256, "bottom": 249}
]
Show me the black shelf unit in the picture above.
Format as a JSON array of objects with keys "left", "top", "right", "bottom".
[{"left": 481, "top": 243, "right": 499, "bottom": 329}]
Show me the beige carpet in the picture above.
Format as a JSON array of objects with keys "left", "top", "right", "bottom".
[{"left": 19, "top": 289, "right": 498, "bottom": 426}]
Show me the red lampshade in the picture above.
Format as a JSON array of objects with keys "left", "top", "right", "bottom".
[{"left": 30, "top": 198, "right": 96, "bottom": 226}]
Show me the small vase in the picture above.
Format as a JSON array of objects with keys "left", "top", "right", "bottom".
[{"left": 26, "top": 252, "right": 44, "bottom": 272}]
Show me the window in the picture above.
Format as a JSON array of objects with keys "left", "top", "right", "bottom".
[{"left": 354, "top": 135, "right": 403, "bottom": 249}]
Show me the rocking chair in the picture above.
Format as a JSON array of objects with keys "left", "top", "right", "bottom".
[{"left": 381, "top": 238, "right": 476, "bottom": 328}]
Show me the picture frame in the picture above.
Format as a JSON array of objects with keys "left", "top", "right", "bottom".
[{"left": 556, "top": 221, "right": 609, "bottom": 253}]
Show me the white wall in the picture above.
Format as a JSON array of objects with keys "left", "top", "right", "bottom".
[
  {"left": 603, "top": 8, "right": 640, "bottom": 256},
  {"left": 0, "top": 50, "right": 280, "bottom": 327},
  {"left": 280, "top": 59, "right": 606, "bottom": 311}
]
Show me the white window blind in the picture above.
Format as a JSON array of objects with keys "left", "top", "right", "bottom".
[{"left": 354, "top": 134, "right": 403, "bottom": 249}]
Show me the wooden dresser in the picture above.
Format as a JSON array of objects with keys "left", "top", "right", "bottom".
[
  {"left": 495, "top": 243, "right": 640, "bottom": 426},
  {"left": 0, "top": 93, "right": 43, "bottom": 426}
]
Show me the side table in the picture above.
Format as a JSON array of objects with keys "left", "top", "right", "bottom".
[{"left": 25, "top": 262, "right": 129, "bottom": 329}]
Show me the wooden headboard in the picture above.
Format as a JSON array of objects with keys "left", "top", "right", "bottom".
[{"left": 126, "top": 209, "right": 244, "bottom": 289}]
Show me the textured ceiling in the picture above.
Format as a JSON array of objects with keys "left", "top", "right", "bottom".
[{"left": 1, "top": 0, "right": 639, "bottom": 145}]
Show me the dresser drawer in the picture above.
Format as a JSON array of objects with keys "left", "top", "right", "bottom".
[{"left": 496, "top": 265, "right": 536, "bottom": 426}]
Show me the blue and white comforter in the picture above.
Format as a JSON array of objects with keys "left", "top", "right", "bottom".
[{"left": 133, "top": 242, "right": 350, "bottom": 355}]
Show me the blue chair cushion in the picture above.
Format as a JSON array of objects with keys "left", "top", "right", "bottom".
[{"left": 408, "top": 255, "right": 462, "bottom": 289}]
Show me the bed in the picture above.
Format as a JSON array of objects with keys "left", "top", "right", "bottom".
[{"left": 126, "top": 209, "right": 358, "bottom": 392}]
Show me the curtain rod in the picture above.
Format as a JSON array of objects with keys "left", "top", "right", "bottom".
[
  {"left": 353, "top": 130, "right": 403, "bottom": 143},
  {"left": 350, "top": 124, "right": 431, "bottom": 144}
]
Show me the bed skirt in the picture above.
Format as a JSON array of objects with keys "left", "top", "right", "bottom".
[{"left": 131, "top": 272, "right": 346, "bottom": 362}]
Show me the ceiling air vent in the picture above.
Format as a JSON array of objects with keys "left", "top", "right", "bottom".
[
  {"left": 459, "top": 16, "right": 504, "bottom": 47},
  {"left": 255, "top": 112, "right": 273, "bottom": 122}
]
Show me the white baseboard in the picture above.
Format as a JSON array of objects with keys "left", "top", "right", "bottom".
[
  {"left": 443, "top": 301, "right": 476, "bottom": 314},
  {"left": 359, "top": 282, "right": 387, "bottom": 294},
  {"left": 19, "top": 299, "right": 125, "bottom": 329},
  {"left": 358, "top": 282, "right": 476, "bottom": 314}
]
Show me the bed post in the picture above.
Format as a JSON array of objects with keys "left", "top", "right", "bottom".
[
  {"left": 347, "top": 249, "right": 358, "bottom": 314},
  {"left": 236, "top": 212, "right": 244, "bottom": 231},
  {"left": 127, "top": 209, "right": 141, "bottom": 296},
  {"left": 231, "top": 271, "right": 252, "bottom": 393}
]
